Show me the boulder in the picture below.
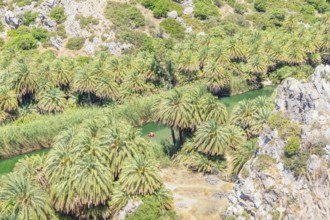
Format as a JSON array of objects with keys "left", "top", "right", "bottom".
[
  {"left": 50, "top": 36, "right": 63, "bottom": 50},
  {"left": 183, "top": 7, "right": 194, "bottom": 15},
  {"left": 167, "top": 10, "right": 178, "bottom": 19},
  {"left": 5, "top": 11, "right": 22, "bottom": 29}
]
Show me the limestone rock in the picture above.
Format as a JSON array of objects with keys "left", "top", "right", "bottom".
[
  {"left": 226, "top": 65, "right": 330, "bottom": 219},
  {"left": 183, "top": 7, "right": 194, "bottom": 15},
  {"left": 167, "top": 10, "right": 178, "bottom": 19},
  {"left": 5, "top": 11, "right": 22, "bottom": 29},
  {"left": 50, "top": 36, "right": 63, "bottom": 50},
  {"left": 117, "top": 200, "right": 142, "bottom": 220}
]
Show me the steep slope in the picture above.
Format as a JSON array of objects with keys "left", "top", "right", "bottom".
[{"left": 226, "top": 65, "right": 330, "bottom": 219}]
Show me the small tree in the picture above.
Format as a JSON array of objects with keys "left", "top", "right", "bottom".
[{"left": 284, "top": 136, "right": 300, "bottom": 157}]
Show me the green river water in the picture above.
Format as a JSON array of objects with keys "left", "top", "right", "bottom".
[{"left": 0, "top": 86, "right": 276, "bottom": 175}]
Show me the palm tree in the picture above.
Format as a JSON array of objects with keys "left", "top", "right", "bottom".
[
  {"left": 202, "top": 59, "right": 231, "bottom": 93},
  {"left": 226, "top": 125, "right": 247, "bottom": 150},
  {"left": 50, "top": 59, "right": 73, "bottom": 87},
  {"left": 0, "top": 173, "right": 54, "bottom": 219},
  {"left": 98, "top": 122, "right": 144, "bottom": 179},
  {"left": 226, "top": 38, "right": 247, "bottom": 61},
  {"left": 230, "top": 99, "right": 258, "bottom": 138},
  {"left": 120, "top": 155, "right": 162, "bottom": 195},
  {"left": 154, "top": 186, "right": 174, "bottom": 210},
  {"left": 37, "top": 88, "right": 66, "bottom": 113},
  {"left": 231, "top": 140, "right": 257, "bottom": 174},
  {"left": 0, "top": 87, "right": 18, "bottom": 112},
  {"left": 153, "top": 89, "right": 192, "bottom": 144},
  {"left": 9, "top": 60, "right": 38, "bottom": 100},
  {"left": 95, "top": 75, "right": 119, "bottom": 100},
  {"left": 177, "top": 52, "right": 200, "bottom": 82},
  {"left": 198, "top": 94, "right": 228, "bottom": 125},
  {"left": 247, "top": 55, "right": 268, "bottom": 76},
  {"left": 193, "top": 120, "right": 230, "bottom": 156},
  {"left": 72, "top": 156, "right": 113, "bottom": 208},
  {"left": 73, "top": 68, "right": 98, "bottom": 103},
  {"left": 108, "top": 58, "right": 126, "bottom": 84},
  {"left": 122, "top": 71, "right": 149, "bottom": 96}
]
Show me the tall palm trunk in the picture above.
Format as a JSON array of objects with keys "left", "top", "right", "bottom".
[
  {"left": 171, "top": 127, "right": 176, "bottom": 145},
  {"left": 179, "top": 128, "right": 184, "bottom": 145}
]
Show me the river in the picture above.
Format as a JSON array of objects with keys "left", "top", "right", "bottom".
[{"left": 0, "top": 86, "right": 276, "bottom": 175}]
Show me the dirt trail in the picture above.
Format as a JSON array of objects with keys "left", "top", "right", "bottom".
[{"left": 161, "top": 166, "right": 234, "bottom": 220}]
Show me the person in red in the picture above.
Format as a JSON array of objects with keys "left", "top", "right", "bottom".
[{"left": 148, "top": 132, "right": 156, "bottom": 137}]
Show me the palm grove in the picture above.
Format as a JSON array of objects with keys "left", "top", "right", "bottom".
[{"left": 1, "top": 0, "right": 330, "bottom": 219}]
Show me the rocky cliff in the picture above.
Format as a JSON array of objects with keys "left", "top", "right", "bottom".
[{"left": 226, "top": 65, "right": 330, "bottom": 220}]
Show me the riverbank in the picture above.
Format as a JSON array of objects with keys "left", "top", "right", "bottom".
[{"left": 0, "top": 86, "right": 276, "bottom": 175}]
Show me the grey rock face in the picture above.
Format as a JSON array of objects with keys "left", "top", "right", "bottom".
[
  {"left": 117, "top": 200, "right": 142, "bottom": 220},
  {"left": 226, "top": 65, "right": 330, "bottom": 219},
  {"left": 50, "top": 36, "right": 62, "bottom": 50},
  {"left": 108, "top": 42, "right": 132, "bottom": 55},
  {"left": 5, "top": 11, "right": 22, "bottom": 29},
  {"left": 167, "top": 10, "right": 178, "bottom": 19}
]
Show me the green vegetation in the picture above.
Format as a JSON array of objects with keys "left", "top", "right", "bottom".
[
  {"left": 105, "top": 2, "right": 145, "bottom": 29},
  {"left": 49, "top": 6, "right": 66, "bottom": 23},
  {"left": 21, "top": 11, "right": 38, "bottom": 26},
  {"left": 66, "top": 36, "right": 85, "bottom": 50},
  {"left": 139, "top": 0, "right": 183, "bottom": 18},
  {"left": 284, "top": 136, "right": 301, "bottom": 157},
  {"left": 76, "top": 15, "right": 99, "bottom": 28},
  {"left": 194, "top": 0, "right": 220, "bottom": 20},
  {"left": 160, "top": 18, "right": 185, "bottom": 39}
]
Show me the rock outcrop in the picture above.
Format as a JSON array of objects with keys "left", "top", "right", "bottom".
[{"left": 226, "top": 65, "right": 330, "bottom": 220}]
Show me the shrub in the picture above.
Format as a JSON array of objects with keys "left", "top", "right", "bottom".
[
  {"left": 268, "top": 112, "right": 301, "bottom": 138},
  {"left": 256, "top": 154, "right": 275, "bottom": 171},
  {"left": 254, "top": 0, "right": 266, "bottom": 12},
  {"left": 234, "top": 3, "right": 247, "bottom": 15},
  {"left": 56, "top": 24, "right": 67, "bottom": 38},
  {"left": 153, "top": 0, "right": 169, "bottom": 17},
  {"left": 126, "top": 196, "right": 176, "bottom": 220},
  {"left": 105, "top": 2, "right": 145, "bottom": 29},
  {"left": 21, "top": 11, "right": 38, "bottom": 26},
  {"left": 0, "top": 108, "right": 104, "bottom": 158},
  {"left": 49, "top": 6, "right": 66, "bottom": 23},
  {"left": 7, "top": 25, "right": 30, "bottom": 37},
  {"left": 194, "top": 0, "right": 220, "bottom": 20},
  {"left": 0, "top": 22, "right": 3, "bottom": 32},
  {"left": 160, "top": 18, "right": 185, "bottom": 39},
  {"left": 66, "top": 37, "right": 85, "bottom": 50},
  {"left": 284, "top": 151, "right": 309, "bottom": 176},
  {"left": 0, "top": 37, "right": 4, "bottom": 48},
  {"left": 307, "top": 0, "right": 330, "bottom": 13},
  {"left": 284, "top": 136, "right": 301, "bottom": 157},
  {"left": 7, "top": 34, "right": 37, "bottom": 50},
  {"left": 31, "top": 27, "right": 48, "bottom": 42},
  {"left": 76, "top": 15, "right": 99, "bottom": 28}
]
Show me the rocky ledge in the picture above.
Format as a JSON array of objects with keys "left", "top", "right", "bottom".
[{"left": 226, "top": 65, "right": 330, "bottom": 220}]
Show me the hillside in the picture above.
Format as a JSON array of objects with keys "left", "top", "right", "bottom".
[{"left": 0, "top": 0, "right": 330, "bottom": 219}]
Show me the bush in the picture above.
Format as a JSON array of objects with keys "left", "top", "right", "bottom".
[
  {"left": 0, "top": 37, "right": 4, "bottom": 48},
  {"left": 76, "top": 15, "right": 99, "bottom": 28},
  {"left": 105, "top": 2, "right": 145, "bottom": 29},
  {"left": 268, "top": 112, "right": 301, "bottom": 138},
  {"left": 194, "top": 0, "right": 220, "bottom": 20},
  {"left": 49, "top": 6, "right": 66, "bottom": 23},
  {"left": 307, "top": 0, "right": 330, "bottom": 13},
  {"left": 56, "top": 24, "right": 67, "bottom": 38},
  {"left": 284, "top": 151, "right": 309, "bottom": 176},
  {"left": 254, "top": 0, "right": 266, "bottom": 12},
  {"left": 160, "top": 18, "right": 185, "bottom": 39},
  {"left": 31, "top": 27, "right": 48, "bottom": 42},
  {"left": 284, "top": 136, "right": 301, "bottom": 157},
  {"left": 126, "top": 196, "right": 176, "bottom": 220},
  {"left": 7, "top": 34, "right": 37, "bottom": 50},
  {"left": 21, "top": 11, "right": 38, "bottom": 26},
  {"left": 66, "top": 37, "right": 85, "bottom": 50},
  {"left": 0, "top": 108, "right": 104, "bottom": 158},
  {"left": 0, "top": 22, "right": 3, "bottom": 32},
  {"left": 234, "top": 3, "right": 247, "bottom": 15},
  {"left": 140, "top": 0, "right": 183, "bottom": 18}
]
